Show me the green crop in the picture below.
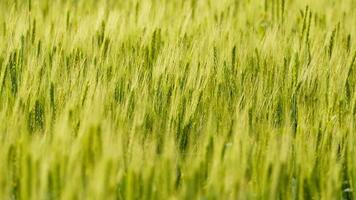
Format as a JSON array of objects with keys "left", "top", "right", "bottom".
[{"left": 0, "top": 0, "right": 355, "bottom": 199}]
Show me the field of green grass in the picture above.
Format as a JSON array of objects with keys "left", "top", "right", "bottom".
[{"left": 0, "top": 0, "right": 355, "bottom": 199}]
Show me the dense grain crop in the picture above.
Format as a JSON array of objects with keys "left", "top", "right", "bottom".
[{"left": 0, "top": 0, "right": 355, "bottom": 199}]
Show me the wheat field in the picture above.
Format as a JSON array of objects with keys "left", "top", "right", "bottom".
[{"left": 0, "top": 0, "right": 355, "bottom": 199}]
